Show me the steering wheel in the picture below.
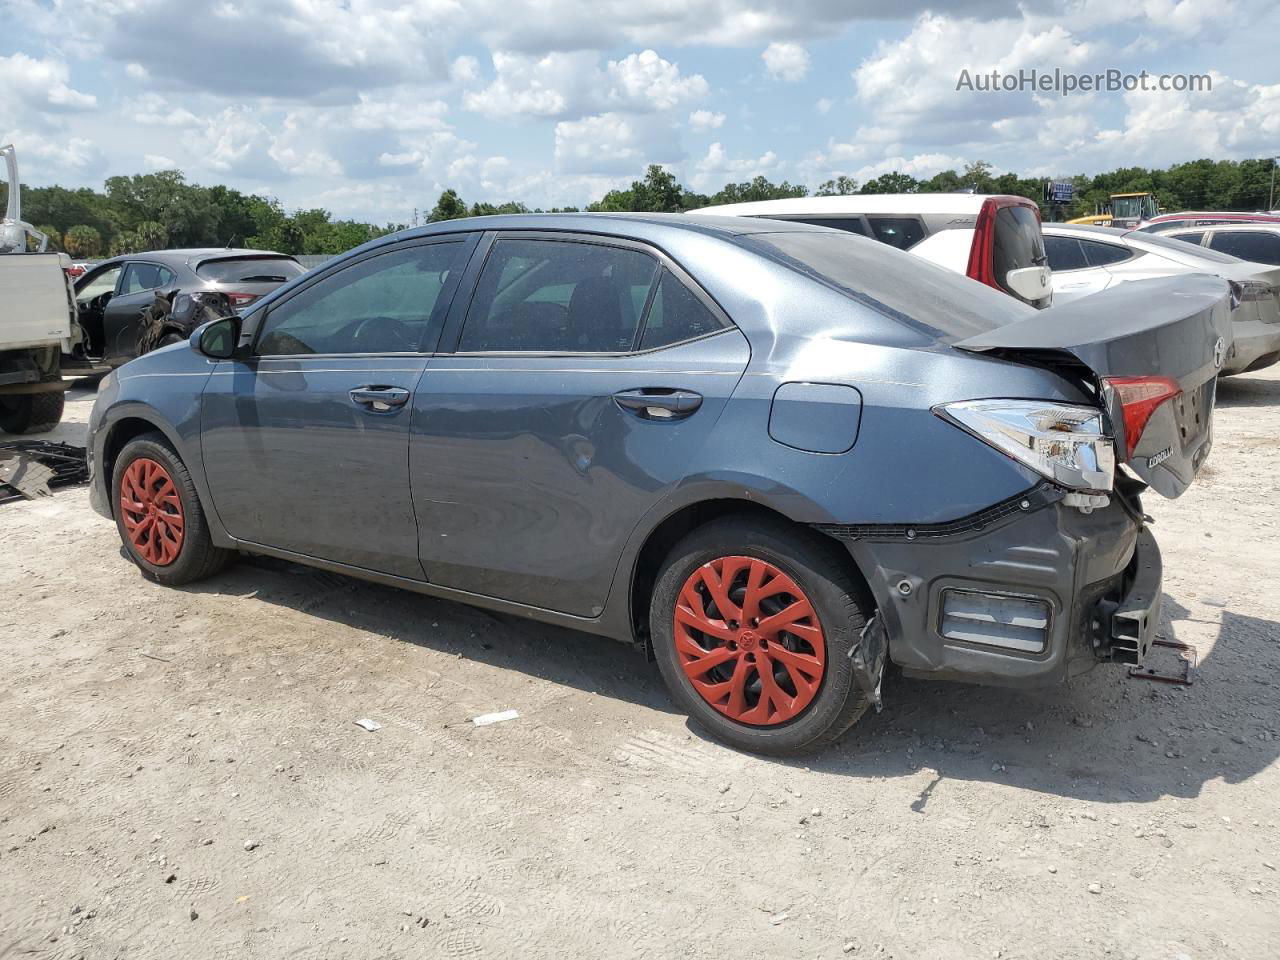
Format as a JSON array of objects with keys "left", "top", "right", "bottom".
[{"left": 349, "top": 315, "right": 415, "bottom": 352}]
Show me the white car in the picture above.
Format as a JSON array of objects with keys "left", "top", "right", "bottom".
[
  {"left": 1157, "top": 223, "right": 1280, "bottom": 267},
  {"left": 692, "top": 193, "right": 1053, "bottom": 308},
  {"left": 1043, "top": 223, "right": 1280, "bottom": 376}
]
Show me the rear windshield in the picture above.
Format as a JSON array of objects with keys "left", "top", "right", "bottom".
[
  {"left": 1131, "top": 231, "right": 1242, "bottom": 265},
  {"left": 745, "top": 230, "right": 1033, "bottom": 340},
  {"left": 992, "top": 205, "right": 1047, "bottom": 302},
  {"left": 196, "top": 256, "right": 305, "bottom": 283}
]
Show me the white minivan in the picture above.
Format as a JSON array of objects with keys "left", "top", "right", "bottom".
[{"left": 693, "top": 193, "right": 1053, "bottom": 308}]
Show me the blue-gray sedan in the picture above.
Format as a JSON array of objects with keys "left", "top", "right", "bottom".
[{"left": 86, "top": 214, "right": 1231, "bottom": 754}]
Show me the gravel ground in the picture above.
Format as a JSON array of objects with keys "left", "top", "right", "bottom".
[{"left": 1, "top": 370, "right": 1278, "bottom": 960}]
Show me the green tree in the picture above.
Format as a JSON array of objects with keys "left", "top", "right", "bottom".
[
  {"left": 709, "top": 175, "right": 807, "bottom": 206},
  {"left": 816, "top": 175, "right": 859, "bottom": 196},
  {"left": 133, "top": 220, "right": 168, "bottom": 250},
  {"left": 469, "top": 201, "right": 531, "bottom": 217},
  {"left": 860, "top": 172, "right": 921, "bottom": 194},
  {"left": 428, "top": 189, "right": 468, "bottom": 222},
  {"left": 63, "top": 225, "right": 103, "bottom": 258}
]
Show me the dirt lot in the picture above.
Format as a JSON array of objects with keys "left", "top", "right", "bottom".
[{"left": 2, "top": 370, "right": 1278, "bottom": 960}]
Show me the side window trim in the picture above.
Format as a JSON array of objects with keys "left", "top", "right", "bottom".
[
  {"left": 439, "top": 230, "right": 734, "bottom": 357},
  {"left": 122, "top": 259, "right": 177, "bottom": 295},
  {"left": 250, "top": 234, "right": 479, "bottom": 358}
]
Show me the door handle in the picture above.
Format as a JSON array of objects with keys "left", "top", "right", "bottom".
[
  {"left": 349, "top": 385, "right": 410, "bottom": 412},
  {"left": 613, "top": 388, "right": 703, "bottom": 420}
]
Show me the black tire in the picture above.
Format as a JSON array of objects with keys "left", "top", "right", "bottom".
[
  {"left": 158, "top": 332, "right": 184, "bottom": 348},
  {"left": 111, "top": 432, "right": 232, "bottom": 585},
  {"left": 0, "top": 391, "right": 65, "bottom": 434},
  {"left": 650, "top": 515, "right": 873, "bottom": 756}
]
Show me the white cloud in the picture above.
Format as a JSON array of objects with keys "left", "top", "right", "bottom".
[
  {"left": 762, "top": 42, "right": 809, "bottom": 82},
  {"left": 816, "top": 98, "right": 834, "bottom": 114},
  {"left": 605, "top": 50, "right": 708, "bottom": 111},
  {"left": 125, "top": 62, "right": 149, "bottom": 80},
  {"left": 128, "top": 94, "right": 201, "bottom": 127},
  {"left": 555, "top": 114, "right": 645, "bottom": 174},
  {"left": 143, "top": 153, "right": 175, "bottom": 169},
  {"left": 689, "top": 109, "right": 725, "bottom": 132},
  {"left": 464, "top": 48, "right": 706, "bottom": 120},
  {"left": 0, "top": 53, "right": 96, "bottom": 113},
  {"left": 690, "top": 141, "right": 780, "bottom": 191}
]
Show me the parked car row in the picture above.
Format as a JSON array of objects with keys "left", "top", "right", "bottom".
[
  {"left": 694, "top": 194, "right": 1280, "bottom": 376},
  {"left": 88, "top": 208, "right": 1234, "bottom": 754}
]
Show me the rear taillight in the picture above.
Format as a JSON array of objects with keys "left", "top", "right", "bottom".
[
  {"left": 1102, "top": 376, "right": 1181, "bottom": 459},
  {"left": 225, "top": 292, "right": 259, "bottom": 307},
  {"left": 935, "top": 399, "right": 1115, "bottom": 492},
  {"left": 966, "top": 199, "right": 998, "bottom": 289}
]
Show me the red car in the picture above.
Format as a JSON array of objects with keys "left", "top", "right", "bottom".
[{"left": 1138, "top": 211, "right": 1280, "bottom": 233}]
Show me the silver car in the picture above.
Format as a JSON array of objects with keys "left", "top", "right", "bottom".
[{"left": 1043, "top": 224, "right": 1280, "bottom": 375}]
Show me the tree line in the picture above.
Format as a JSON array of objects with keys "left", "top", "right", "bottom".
[{"left": 3, "top": 157, "right": 1276, "bottom": 260}]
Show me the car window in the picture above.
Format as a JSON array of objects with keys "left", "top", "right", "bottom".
[
  {"left": 1079, "top": 239, "right": 1131, "bottom": 267},
  {"left": 76, "top": 264, "right": 123, "bottom": 302},
  {"left": 459, "top": 238, "right": 658, "bottom": 353},
  {"left": 1208, "top": 231, "right": 1280, "bottom": 265},
  {"left": 256, "top": 242, "right": 464, "bottom": 356},
  {"left": 121, "top": 262, "right": 177, "bottom": 295},
  {"left": 787, "top": 217, "right": 870, "bottom": 237},
  {"left": 638, "top": 270, "right": 725, "bottom": 350},
  {"left": 1131, "top": 230, "right": 1242, "bottom": 264},
  {"left": 867, "top": 217, "right": 925, "bottom": 250},
  {"left": 1169, "top": 231, "right": 1205, "bottom": 246},
  {"left": 1044, "top": 235, "right": 1089, "bottom": 272},
  {"left": 992, "top": 205, "right": 1047, "bottom": 304},
  {"left": 196, "top": 256, "right": 305, "bottom": 283}
]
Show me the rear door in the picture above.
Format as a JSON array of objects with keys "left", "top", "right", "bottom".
[
  {"left": 200, "top": 236, "right": 475, "bottom": 577},
  {"left": 1044, "top": 235, "right": 1111, "bottom": 302},
  {"left": 409, "top": 231, "right": 750, "bottom": 616},
  {"left": 956, "top": 274, "right": 1233, "bottom": 498}
]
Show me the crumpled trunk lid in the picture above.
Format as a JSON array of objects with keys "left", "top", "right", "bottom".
[{"left": 953, "top": 274, "right": 1233, "bottom": 498}]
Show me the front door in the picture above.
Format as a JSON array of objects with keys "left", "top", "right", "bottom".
[
  {"left": 102, "top": 260, "right": 178, "bottom": 361},
  {"left": 200, "top": 236, "right": 475, "bottom": 578},
  {"left": 410, "top": 233, "right": 750, "bottom": 617}
]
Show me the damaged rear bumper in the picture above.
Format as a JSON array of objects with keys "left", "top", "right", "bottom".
[{"left": 818, "top": 483, "right": 1162, "bottom": 687}]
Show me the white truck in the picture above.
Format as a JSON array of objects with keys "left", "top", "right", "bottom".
[{"left": 1, "top": 144, "right": 79, "bottom": 434}]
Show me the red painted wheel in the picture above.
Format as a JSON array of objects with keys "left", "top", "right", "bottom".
[
  {"left": 118, "top": 457, "right": 185, "bottom": 566},
  {"left": 673, "top": 555, "right": 827, "bottom": 726}
]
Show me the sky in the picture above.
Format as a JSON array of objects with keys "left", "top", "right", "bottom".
[{"left": 2, "top": 0, "right": 1278, "bottom": 222}]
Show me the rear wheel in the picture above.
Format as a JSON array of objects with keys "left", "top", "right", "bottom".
[
  {"left": 650, "top": 516, "right": 873, "bottom": 755},
  {"left": 0, "top": 391, "right": 65, "bottom": 434},
  {"left": 112, "top": 433, "right": 231, "bottom": 585},
  {"left": 157, "top": 332, "right": 185, "bottom": 348}
]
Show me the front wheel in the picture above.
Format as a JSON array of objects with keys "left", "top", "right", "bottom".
[
  {"left": 111, "top": 433, "right": 231, "bottom": 585},
  {"left": 650, "top": 516, "right": 874, "bottom": 756}
]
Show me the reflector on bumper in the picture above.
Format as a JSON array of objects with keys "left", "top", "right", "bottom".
[{"left": 939, "top": 589, "right": 1050, "bottom": 653}]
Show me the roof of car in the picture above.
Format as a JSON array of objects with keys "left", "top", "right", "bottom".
[
  {"left": 1147, "top": 211, "right": 1280, "bottom": 222},
  {"left": 1163, "top": 223, "right": 1280, "bottom": 233},
  {"left": 371, "top": 212, "right": 840, "bottom": 245},
  {"left": 691, "top": 193, "right": 1026, "bottom": 218},
  {"left": 94, "top": 248, "right": 296, "bottom": 267},
  {"left": 1041, "top": 223, "right": 1129, "bottom": 237}
]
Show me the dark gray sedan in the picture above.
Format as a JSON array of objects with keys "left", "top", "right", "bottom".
[
  {"left": 71, "top": 248, "right": 305, "bottom": 367},
  {"left": 86, "top": 214, "right": 1230, "bottom": 754}
]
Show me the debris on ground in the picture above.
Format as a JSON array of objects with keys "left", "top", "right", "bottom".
[
  {"left": 0, "top": 441, "right": 88, "bottom": 503},
  {"left": 471, "top": 709, "right": 519, "bottom": 726},
  {"left": 353, "top": 718, "right": 383, "bottom": 732}
]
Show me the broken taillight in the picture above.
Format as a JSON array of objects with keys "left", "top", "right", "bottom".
[
  {"left": 225, "top": 292, "right": 259, "bottom": 307},
  {"left": 1102, "top": 376, "right": 1182, "bottom": 459}
]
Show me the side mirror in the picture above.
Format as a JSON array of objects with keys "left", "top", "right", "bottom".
[
  {"left": 194, "top": 316, "right": 241, "bottom": 359},
  {"left": 1005, "top": 265, "right": 1051, "bottom": 302}
]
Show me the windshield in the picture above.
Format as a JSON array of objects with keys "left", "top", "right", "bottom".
[
  {"left": 1131, "top": 230, "right": 1242, "bottom": 265},
  {"left": 196, "top": 256, "right": 305, "bottom": 283},
  {"left": 745, "top": 230, "right": 1033, "bottom": 340},
  {"left": 1111, "top": 196, "right": 1146, "bottom": 219}
]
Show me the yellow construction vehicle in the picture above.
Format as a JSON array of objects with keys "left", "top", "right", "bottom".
[{"left": 1067, "top": 192, "right": 1160, "bottom": 229}]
